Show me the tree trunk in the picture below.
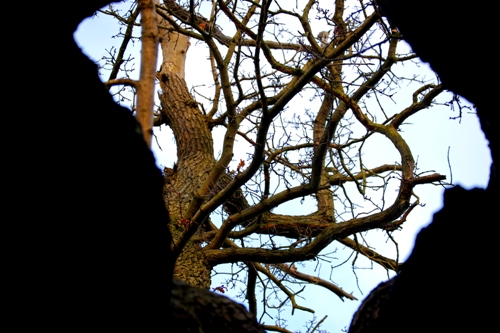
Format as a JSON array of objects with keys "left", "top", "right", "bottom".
[{"left": 157, "top": 17, "right": 214, "bottom": 289}]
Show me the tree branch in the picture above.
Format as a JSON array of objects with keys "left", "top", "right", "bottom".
[
  {"left": 273, "top": 263, "right": 358, "bottom": 301},
  {"left": 107, "top": 6, "right": 140, "bottom": 83},
  {"left": 254, "top": 263, "right": 315, "bottom": 315},
  {"left": 136, "top": 0, "right": 159, "bottom": 147},
  {"left": 337, "top": 237, "right": 400, "bottom": 272},
  {"left": 104, "top": 78, "right": 138, "bottom": 88},
  {"left": 261, "top": 325, "right": 294, "bottom": 333}
]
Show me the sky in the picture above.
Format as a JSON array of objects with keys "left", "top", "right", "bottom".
[{"left": 75, "top": 1, "right": 491, "bottom": 332}]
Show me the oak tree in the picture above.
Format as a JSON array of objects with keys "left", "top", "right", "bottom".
[{"left": 83, "top": 0, "right": 461, "bottom": 331}]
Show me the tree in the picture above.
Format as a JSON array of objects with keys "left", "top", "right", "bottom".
[{"left": 81, "top": 0, "right": 468, "bottom": 331}]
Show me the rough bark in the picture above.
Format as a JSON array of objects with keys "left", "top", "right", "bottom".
[
  {"left": 171, "top": 278, "right": 264, "bottom": 333},
  {"left": 156, "top": 12, "right": 215, "bottom": 289},
  {"left": 155, "top": 7, "right": 258, "bottom": 289}
]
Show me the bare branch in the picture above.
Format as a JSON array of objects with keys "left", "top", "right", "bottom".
[
  {"left": 104, "top": 78, "right": 138, "bottom": 88},
  {"left": 273, "top": 263, "right": 358, "bottom": 301},
  {"left": 337, "top": 237, "right": 399, "bottom": 272},
  {"left": 261, "top": 325, "right": 294, "bottom": 333},
  {"left": 254, "top": 263, "right": 315, "bottom": 315},
  {"left": 107, "top": 6, "right": 140, "bottom": 83},
  {"left": 136, "top": 0, "right": 159, "bottom": 147}
]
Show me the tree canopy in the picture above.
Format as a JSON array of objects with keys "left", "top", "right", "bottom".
[{"left": 75, "top": 0, "right": 487, "bottom": 331}]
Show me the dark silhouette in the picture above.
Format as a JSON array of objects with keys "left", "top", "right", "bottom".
[
  {"left": 13, "top": 0, "right": 171, "bottom": 330},
  {"left": 12, "top": 1, "right": 496, "bottom": 332},
  {"left": 12, "top": 1, "right": 262, "bottom": 331}
]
